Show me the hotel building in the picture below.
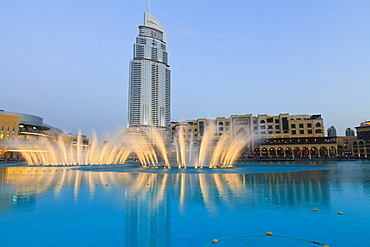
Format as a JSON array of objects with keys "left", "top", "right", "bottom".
[{"left": 128, "top": 9, "right": 171, "bottom": 132}]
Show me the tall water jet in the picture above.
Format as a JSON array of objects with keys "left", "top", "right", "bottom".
[{"left": 11, "top": 124, "right": 248, "bottom": 168}]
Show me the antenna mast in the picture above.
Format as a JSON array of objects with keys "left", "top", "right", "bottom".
[{"left": 147, "top": 0, "right": 151, "bottom": 16}]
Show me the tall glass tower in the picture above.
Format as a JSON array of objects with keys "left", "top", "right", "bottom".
[{"left": 128, "top": 9, "right": 171, "bottom": 131}]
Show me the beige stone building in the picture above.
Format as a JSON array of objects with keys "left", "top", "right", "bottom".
[
  {"left": 352, "top": 121, "right": 370, "bottom": 158},
  {"left": 170, "top": 113, "right": 337, "bottom": 158}
]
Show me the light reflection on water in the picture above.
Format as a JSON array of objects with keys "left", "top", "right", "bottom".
[{"left": 0, "top": 161, "right": 370, "bottom": 246}]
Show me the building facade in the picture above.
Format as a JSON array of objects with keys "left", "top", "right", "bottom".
[
  {"left": 169, "top": 113, "right": 332, "bottom": 157},
  {"left": 0, "top": 110, "right": 88, "bottom": 160},
  {"left": 128, "top": 10, "right": 171, "bottom": 131},
  {"left": 352, "top": 121, "right": 370, "bottom": 158}
]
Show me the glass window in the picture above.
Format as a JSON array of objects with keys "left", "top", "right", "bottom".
[
  {"left": 219, "top": 127, "right": 223, "bottom": 131},
  {"left": 275, "top": 125, "right": 280, "bottom": 129},
  {"left": 307, "top": 123, "right": 312, "bottom": 128},
  {"left": 275, "top": 119, "right": 280, "bottom": 124},
  {"left": 292, "top": 130, "right": 296, "bottom": 135},
  {"left": 291, "top": 124, "right": 296, "bottom": 128},
  {"left": 267, "top": 126, "right": 273, "bottom": 129},
  {"left": 253, "top": 121, "right": 257, "bottom": 125},
  {"left": 268, "top": 131, "right": 273, "bottom": 134},
  {"left": 300, "top": 130, "right": 304, "bottom": 134},
  {"left": 260, "top": 120, "right": 265, "bottom": 124},
  {"left": 299, "top": 124, "right": 304, "bottom": 128},
  {"left": 260, "top": 125, "right": 266, "bottom": 129},
  {"left": 308, "top": 130, "right": 312, "bottom": 134}
]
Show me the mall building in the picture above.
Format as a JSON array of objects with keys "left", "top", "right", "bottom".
[
  {"left": 170, "top": 113, "right": 338, "bottom": 158},
  {"left": 0, "top": 110, "right": 88, "bottom": 159}
]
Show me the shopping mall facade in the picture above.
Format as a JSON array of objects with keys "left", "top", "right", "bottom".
[{"left": 0, "top": 110, "right": 88, "bottom": 160}]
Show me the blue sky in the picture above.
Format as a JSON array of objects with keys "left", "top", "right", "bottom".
[{"left": 1, "top": 0, "right": 369, "bottom": 138}]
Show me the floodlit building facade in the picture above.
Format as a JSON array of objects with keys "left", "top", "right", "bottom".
[
  {"left": 128, "top": 10, "right": 171, "bottom": 132},
  {"left": 353, "top": 121, "right": 370, "bottom": 158},
  {"left": 0, "top": 110, "right": 88, "bottom": 160},
  {"left": 170, "top": 113, "right": 337, "bottom": 158}
]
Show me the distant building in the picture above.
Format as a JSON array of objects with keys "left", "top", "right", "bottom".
[
  {"left": 345, "top": 128, "right": 355, "bottom": 136},
  {"left": 327, "top": 125, "right": 337, "bottom": 137}
]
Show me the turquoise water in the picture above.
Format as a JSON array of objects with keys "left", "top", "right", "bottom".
[{"left": 0, "top": 161, "right": 370, "bottom": 246}]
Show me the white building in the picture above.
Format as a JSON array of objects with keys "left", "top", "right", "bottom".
[{"left": 128, "top": 9, "right": 171, "bottom": 131}]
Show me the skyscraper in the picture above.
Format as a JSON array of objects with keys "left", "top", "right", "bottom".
[
  {"left": 345, "top": 127, "right": 355, "bottom": 136},
  {"left": 128, "top": 7, "right": 171, "bottom": 131},
  {"left": 327, "top": 125, "right": 337, "bottom": 137}
]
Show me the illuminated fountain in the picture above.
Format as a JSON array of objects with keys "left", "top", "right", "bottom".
[{"left": 12, "top": 126, "right": 248, "bottom": 168}]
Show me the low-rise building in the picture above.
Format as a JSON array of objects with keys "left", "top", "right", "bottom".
[
  {"left": 170, "top": 113, "right": 329, "bottom": 157},
  {"left": 0, "top": 110, "right": 88, "bottom": 160},
  {"left": 353, "top": 121, "right": 370, "bottom": 158}
]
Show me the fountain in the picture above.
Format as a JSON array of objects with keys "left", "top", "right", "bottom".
[{"left": 11, "top": 126, "right": 249, "bottom": 168}]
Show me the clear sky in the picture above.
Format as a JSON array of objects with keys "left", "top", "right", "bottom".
[{"left": 1, "top": 0, "right": 369, "bottom": 139}]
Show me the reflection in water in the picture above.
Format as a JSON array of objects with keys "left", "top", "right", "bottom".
[
  {"left": 0, "top": 163, "right": 370, "bottom": 246},
  {"left": 0, "top": 167, "right": 332, "bottom": 212}
]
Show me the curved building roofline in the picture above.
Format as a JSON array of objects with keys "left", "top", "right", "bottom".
[{"left": 144, "top": 11, "right": 168, "bottom": 44}]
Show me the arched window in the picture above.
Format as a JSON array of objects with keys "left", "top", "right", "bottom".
[
  {"left": 316, "top": 122, "right": 321, "bottom": 127},
  {"left": 260, "top": 120, "right": 265, "bottom": 124},
  {"left": 218, "top": 122, "right": 224, "bottom": 126}
]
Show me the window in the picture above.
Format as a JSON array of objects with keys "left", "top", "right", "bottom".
[
  {"left": 218, "top": 122, "right": 224, "bottom": 126},
  {"left": 219, "top": 127, "right": 223, "bottom": 131},
  {"left": 253, "top": 121, "right": 257, "bottom": 125},
  {"left": 267, "top": 126, "right": 273, "bottom": 129},
  {"left": 275, "top": 125, "right": 280, "bottom": 129},
  {"left": 300, "top": 130, "right": 304, "bottom": 134},
  {"left": 188, "top": 129, "right": 191, "bottom": 133},
  {"left": 299, "top": 124, "right": 304, "bottom": 128},
  {"left": 260, "top": 125, "right": 266, "bottom": 129},
  {"left": 316, "top": 123, "right": 321, "bottom": 127},
  {"left": 226, "top": 122, "right": 230, "bottom": 126},
  {"left": 253, "top": 126, "right": 258, "bottom": 130},
  {"left": 307, "top": 123, "right": 312, "bottom": 128},
  {"left": 267, "top": 118, "right": 273, "bottom": 123},
  {"left": 260, "top": 120, "right": 265, "bottom": 124},
  {"left": 268, "top": 131, "right": 273, "bottom": 134},
  {"left": 276, "top": 131, "right": 281, "bottom": 134},
  {"left": 308, "top": 130, "right": 312, "bottom": 134},
  {"left": 199, "top": 122, "right": 204, "bottom": 135},
  {"left": 291, "top": 124, "right": 296, "bottom": 128},
  {"left": 261, "top": 131, "right": 266, "bottom": 134},
  {"left": 275, "top": 119, "right": 280, "bottom": 124},
  {"left": 292, "top": 130, "right": 296, "bottom": 134}
]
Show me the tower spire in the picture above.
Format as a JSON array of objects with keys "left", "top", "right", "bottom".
[{"left": 147, "top": 0, "right": 150, "bottom": 16}]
